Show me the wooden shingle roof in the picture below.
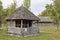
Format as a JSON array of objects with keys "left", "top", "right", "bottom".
[{"left": 6, "top": 6, "right": 39, "bottom": 20}]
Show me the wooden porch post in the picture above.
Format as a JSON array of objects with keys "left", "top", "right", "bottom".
[
  {"left": 27, "top": 21, "right": 29, "bottom": 28},
  {"left": 21, "top": 20, "right": 23, "bottom": 28},
  {"left": 21, "top": 20, "right": 24, "bottom": 37}
]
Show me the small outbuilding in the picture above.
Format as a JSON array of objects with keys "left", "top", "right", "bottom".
[
  {"left": 6, "top": 6, "right": 39, "bottom": 36},
  {"left": 33, "top": 17, "right": 55, "bottom": 26}
]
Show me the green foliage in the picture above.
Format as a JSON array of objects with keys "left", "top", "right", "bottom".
[
  {"left": 2, "top": 0, "right": 16, "bottom": 24},
  {"left": 23, "top": 0, "right": 31, "bottom": 9},
  {"left": 39, "top": 0, "right": 60, "bottom": 30},
  {"left": 39, "top": 0, "right": 60, "bottom": 22},
  {"left": 0, "top": 1, "right": 3, "bottom": 17},
  {"left": 5, "top": 0, "right": 16, "bottom": 15},
  {"left": 0, "top": 1, "right": 3, "bottom": 27},
  {"left": 39, "top": 10, "right": 49, "bottom": 16},
  {"left": 4, "top": 0, "right": 16, "bottom": 16},
  {"left": 39, "top": 4, "right": 53, "bottom": 17}
]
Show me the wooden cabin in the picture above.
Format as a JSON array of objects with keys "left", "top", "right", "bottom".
[{"left": 6, "top": 6, "right": 39, "bottom": 36}]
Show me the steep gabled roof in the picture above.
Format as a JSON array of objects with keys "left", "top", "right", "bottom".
[{"left": 6, "top": 6, "right": 39, "bottom": 20}]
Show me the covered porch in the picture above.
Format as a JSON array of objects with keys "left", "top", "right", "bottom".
[
  {"left": 7, "top": 20, "right": 39, "bottom": 36},
  {"left": 8, "top": 27, "right": 39, "bottom": 36},
  {"left": 15, "top": 20, "right": 32, "bottom": 28}
]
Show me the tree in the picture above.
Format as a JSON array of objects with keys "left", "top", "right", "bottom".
[
  {"left": 0, "top": 1, "right": 3, "bottom": 27},
  {"left": 39, "top": 0, "right": 60, "bottom": 30},
  {"left": 2, "top": 0, "right": 16, "bottom": 25},
  {"left": 4, "top": 0, "right": 16, "bottom": 16},
  {"left": 23, "top": 0, "right": 31, "bottom": 9},
  {"left": 7, "top": 0, "right": 16, "bottom": 15},
  {"left": 53, "top": 0, "right": 60, "bottom": 30},
  {"left": 39, "top": 4, "right": 53, "bottom": 17},
  {"left": 39, "top": 10, "right": 49, "bottom": 16},
  {"left": 46, "top": 0, "right": 60, "bottom": 30}
]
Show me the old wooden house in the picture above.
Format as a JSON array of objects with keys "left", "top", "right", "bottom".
[{"left": 6, "top": 6, "right": 39, "bottom": 36}]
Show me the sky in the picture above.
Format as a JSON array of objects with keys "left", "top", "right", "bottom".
[{"left": 1, "top": 0, "right": 53, "bottom": 16}]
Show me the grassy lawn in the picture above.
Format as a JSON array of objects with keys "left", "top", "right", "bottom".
[{"left": 0, "top": 26, "right": 60, "bottom": 40}]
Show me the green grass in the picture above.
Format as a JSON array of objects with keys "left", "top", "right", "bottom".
[{"left": 0, "top": 26, "right": 60, "bottom": 40}]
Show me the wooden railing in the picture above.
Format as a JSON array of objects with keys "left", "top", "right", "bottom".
[{"left": 8, "top": 27, "right": 39, "bottom": 36}]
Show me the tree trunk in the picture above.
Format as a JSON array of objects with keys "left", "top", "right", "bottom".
[
  {"left": 56, "top": 21, "right": 59, "bottom": 31},
  {"left": 0, "top": 21, "right": 2, "bottom": 30},
  {"left": 0, "top": 21, "right": 1, "bottom": 27}
]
